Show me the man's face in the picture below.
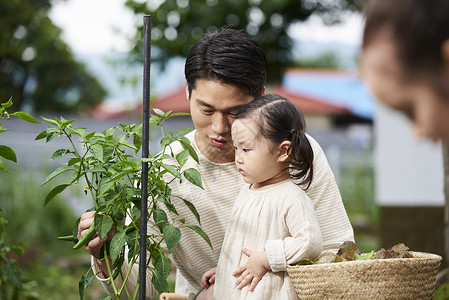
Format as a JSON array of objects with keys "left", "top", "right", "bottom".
[
  {"left": 188, "top": 79, "right": 254, "bottom": 163},
  {"left": 361, "top": 31, "right": 449, "bottom": 142}
]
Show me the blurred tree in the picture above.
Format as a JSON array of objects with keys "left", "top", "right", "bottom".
[
  {"left": 294, "top": 51, "right": 341, "bottom": 69},
  {"left": 125, "top": 0, "right": 364, "bottom": 83},
  {"left": 0, "top": 0, "right": 107, "bottom": 112}
]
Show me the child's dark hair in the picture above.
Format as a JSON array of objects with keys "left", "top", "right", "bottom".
[{"left": 236, "top": 94, "right": 314, "bottom": 189}]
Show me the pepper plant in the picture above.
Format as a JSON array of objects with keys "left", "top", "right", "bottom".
[{"left": 37, "top": 108, "right": 211, "bottom": 299}]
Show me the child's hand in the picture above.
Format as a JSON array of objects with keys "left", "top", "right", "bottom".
[
  {"left": 233, "top": 248, "right": 270, "bottom": 292},
  {"left": 201, "top": 267, "right": 217, "bottom": 289}
]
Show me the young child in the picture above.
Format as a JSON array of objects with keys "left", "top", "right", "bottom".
[{"left": 201, "top": 94, "right": 323, "bottom": 299}]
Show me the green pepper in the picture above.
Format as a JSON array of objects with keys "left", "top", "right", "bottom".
[
  {"left": 73, "top": 225, "right": 96, "bottom": 250},
  {"left": 58, "top": 235, "right": 77, "bottom": 242}
]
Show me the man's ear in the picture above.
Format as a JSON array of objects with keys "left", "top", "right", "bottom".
[
  {"left": 277, "top": 141, "right": 291, "bottom": 163},
  {"left": 185, "top": 85, "right": 190, "bottom": 101},
  {"left": 261, "top": 86, "right": 266, "bottom": 96}
]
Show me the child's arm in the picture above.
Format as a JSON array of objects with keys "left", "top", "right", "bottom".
[{"left": 233, "top": 247, "right": 270, "bottom": 292}]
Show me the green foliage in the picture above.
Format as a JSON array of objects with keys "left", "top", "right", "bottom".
[
  {"left": 125, "top": 0, "right": 363, "bottom": 83},
  {"left": 434, "top": 283, "right": 449, "bottom": 300},
  {"left": 0, "top": 98, "right": 39, "bottom": 172},
  {"left": 0, "top": 210, "right": 28, "bottom": 299},
  {"left": 38, "top": 110, "right": 209, "bottom": 299},
  {"left": 0, "top": 1, "right": 107, "bottom": 112},
  {"left": 294, "top": 51, "right": 341, "bottom": 69}
]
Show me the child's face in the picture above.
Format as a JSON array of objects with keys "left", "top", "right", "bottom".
[
  {"left": 231, "top": 118, "right": 289, "bottom": 189},
  {"left": 361, "top": 30, "right": 449, "bottom": 142}
]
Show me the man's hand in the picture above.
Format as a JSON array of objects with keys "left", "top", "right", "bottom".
[
  {"left": 233, "top": 248, "right": 270, "bottom": 292},
  {"left": 201, "top": 267, "right": 217, "bottom": 289},
  {"left": 77, "top": 211, "right": 114, "bottom": 276}
]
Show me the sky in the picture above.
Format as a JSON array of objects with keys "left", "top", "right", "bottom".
[{"left": 50, "top": 0, "right": 364, "bottom": 55}]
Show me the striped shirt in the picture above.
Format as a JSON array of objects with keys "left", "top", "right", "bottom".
[{"left": 97, "top": 130, "right": 354, "bottom": 299}]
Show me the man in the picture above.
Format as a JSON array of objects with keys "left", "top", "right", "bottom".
[{"left": 78, "top": 28, "right": 354, "bottom": 299}]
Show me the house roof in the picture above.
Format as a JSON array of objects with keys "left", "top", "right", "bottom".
[
  {"left": 151, "top": 86, "right": 189, "bottom": 114},
  {"left": 282, "top": 69, "right": 375, "bottom": 119},
  {"left": 151, "top": 84, "right": 352, "bottom": 116},
  {"left": 269, "top": 85, "right": 351, "bottom": 115},
  {"left": 92, "top": 69, "right": 370, "bottom": 120}
]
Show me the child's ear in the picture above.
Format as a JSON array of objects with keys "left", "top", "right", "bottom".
[{"left": 277, "top": 141, "right": 291, "bottom": 163}]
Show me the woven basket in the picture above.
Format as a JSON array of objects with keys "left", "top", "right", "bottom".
[{"left": 286, "top": 251, "right": 442, "bottom": 299}]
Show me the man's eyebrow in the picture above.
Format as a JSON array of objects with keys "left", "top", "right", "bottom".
[
  {"left": 195, "top": 99, "right": 246, "bottom": 112},
  {"left": 196, "top": 99, "right": 214, "bottom": 109},
  {"left": 226, "top": 104, "right": 246, "bottom": 112}
]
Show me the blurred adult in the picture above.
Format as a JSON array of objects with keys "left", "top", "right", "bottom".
[
  {"left": 360, "top": 0, "right": 449, "bottom": 283},
  {"left": 78, "top": 28, "right": 354, "bottom": 299}
]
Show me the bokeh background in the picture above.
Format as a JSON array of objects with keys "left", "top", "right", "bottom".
[{"left": 1, "top": 0, "right": 447, "bottom": 299}]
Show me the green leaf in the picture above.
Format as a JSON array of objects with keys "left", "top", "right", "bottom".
[
  {"left": 179, "top": 197, "right": 201, "bottom": 225},
  {"left": 41, "top": 116, "right": 59, "bottom": 126},
  {"left": 78, "top": 271, "right": 95, "bottom": 300},
  {"left": 164, "top": 198, "right": 178, "bottom": 215},
  {"left": 160, "top": 136, "right": 172, "bottom": 147},
  {"left": 0, "top": 145, "right": 17, "bottom": 162},
  {"left": 51, "top": 149, "right": 68, "bottom": 160},
  {"left": 163, "top": 225, "right": 181, "bottom": 253},
  {"left": 4, "top": 261, "right": 22, "bottom": 288},
  {"left": 111, "top": 168, "right": 135, "bottom": 181},
  {"left": 11, "top": 245, "right": 25, "bottom": 256},
  {"left": 176, "top": 128, "right": 194, "bottom": 136},
  {"left": 152, "top": 269, "right": 169, "bottom": 293},
  {"left": 153, "top": 254, "right": 172, "bottom": 278},
  {"left": 86, "top": 166, "right": 107, "bottom": 174},
  {"left": 184, "top": 225, "right": 213, "bottom": 251},
  {"left": 117, "top": 140, "right": 138, "bottom": 151},
  {"left": 11, "top": 111, "right": 40, "bottom": 123},
  {"left": 171, "top": 112, "right": 190, "bottom": 117},
  {"left": 68, "top": 127, "right": 88, "bottom": 138},
  {"left": 162, "top": 164, "right": 182, "bottom": 179},
  {"left": 98, "top": 178, "right": 115, "bottom": 198},
  {"left": 0, "top": 159, "right": 9, "bottom": 173},
  {"left": 35, "top": 130, "right": 47, "bottom": 140},
  {"left": 44, "top": 184, "right": 70, "bottom": 206},
  {"left": 110, "top": 229, "right": 127, "bottom": 262},
  {"left": 1, "top": 98, "right": 13, "bottom": 109},
  {"left": 41, "top": 166, "right": 72, "bottom": 185},
  {"left": 184, "top": 168, "right": 203, "bottom": 189},
  {"left": 180, "top": 138, "right": 199, "bottom": 163},
  {"left": 153, "top": 209, "right": 168, "bottom": 232},
  {"left": 0, "top": 128, "right": 11, "bottom": 133},
  {"left": 45, "top": 127, "right": 59, "bottom": 143},
  {"left": 68, "top": 157, "right": 80, "bottom": 166},
  {"left": 355, "top": 251, "right": 375, "bottom": 260},
  {"left": 61, "top": 118, "right": 76, "bottom": 127},
  {"left": 94, "top": 214, "right": 113, "bottom": 240},
  {"left": 153, "top": 108, "right": 170, "bottom": 118},
  {"left": 176, "top": 149, "right": 190, "bottom": 167},
  {"left": 90, "top": 144, "right": 104, "bottom": 162}
]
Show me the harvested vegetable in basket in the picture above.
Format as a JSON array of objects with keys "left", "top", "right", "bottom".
[{"left": 296, "top": 241, "right": 413, "bottom": 265}]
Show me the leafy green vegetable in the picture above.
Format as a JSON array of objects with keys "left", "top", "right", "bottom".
[{"left": 295, "top": 241, "right": 413, "bottom": 265}]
